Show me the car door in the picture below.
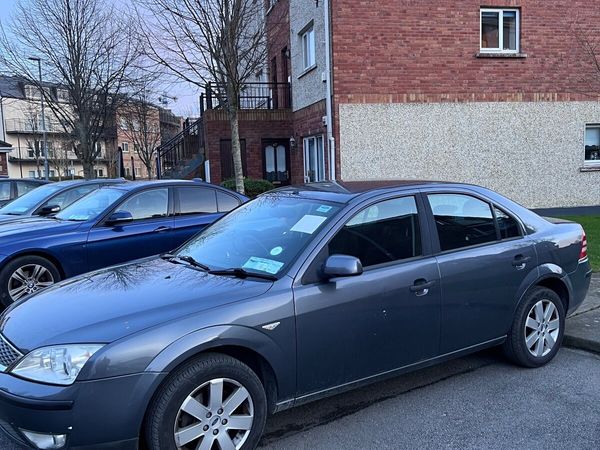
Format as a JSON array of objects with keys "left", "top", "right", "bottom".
[
  {"left": 424, "top": 191, "right": 537, "bottom": 354},
  {"left": 293, "top": 194, "right": 441, "bottom": 396},
  {"left": 85, "top": 187, "right": 174, "bottom": 271},
  {"left": 171, "top": 186, "right": 224, "bottom": 248}
]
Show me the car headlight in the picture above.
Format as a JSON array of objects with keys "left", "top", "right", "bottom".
[{"left": 11, "top": 344, "right": 104, "bottom": 385}]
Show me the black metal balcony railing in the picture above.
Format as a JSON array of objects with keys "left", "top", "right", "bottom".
[{"left": 200, "top": 82, "right": 291, "bottom": 114}]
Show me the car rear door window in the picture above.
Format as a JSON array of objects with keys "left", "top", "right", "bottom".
[
  {"left": 176, "top": 187, "right": 217, "bottom": 215},
  {"left": 495, "top": 207, "right": 521, "bottom": 239},
  {"left": 42, "top": 184, "right": 99, "bottom": 210},
  {"left": 328, "top": 196, "right": 422, "bottom": 268},
  {"left": 0, "top": 183, "right": 10, "bottom": 201},
  {"left": 117, "top": 188, "right": 169, "bottom": 220},
  {"left": 216, "top": 191, "right": 240, "bottom": 212},
  {"left": 428, "top": 194, "right": 497, "bottom": 251},
  {"left": 16, "top": 181, "right": 37, "bottom": 196}
]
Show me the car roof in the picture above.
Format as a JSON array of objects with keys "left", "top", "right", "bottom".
[
  {"left": 1, "top": 178, "right": 49, "bottom": 184},
  {"left": 98, "top": 179, "right": 245, "bottom": 196},
  {"left": 268, "top": 180, "right": 463, "bottom": 203}
]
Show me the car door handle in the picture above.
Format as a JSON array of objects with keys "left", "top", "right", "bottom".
[
  {"left": 409, "top": 279, "right": 436, "bottom": 295},
  {"left": 153, "top": 226, "right": 172, "bottom": 233},
  {"left": 512, "top": 255, "right": 532, "bottom": 268}
]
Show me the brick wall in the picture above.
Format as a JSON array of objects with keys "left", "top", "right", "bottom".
[
  {"left": 293, "top": 100, "right": 328, "bottom": 181},
  {"left": 266, "top": 0, "right": 291, "bottom": 84},
  {"left": 331, "top": 0, "right": 600, "bottom": 102},
  {"left": 203, "top": 109, "right": 296, "bottom": 184},
  {"left": 0, "top": 153, "right": 7, "bottom": 176}
]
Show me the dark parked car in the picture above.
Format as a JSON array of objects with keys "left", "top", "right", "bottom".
[
  {"left": 0, "top": 181, "right": 591, "bottom": 450},
  {"left": 0, "top": 179, "right": 246, "bottom": 305},
  {"left": 0, "top": 178, "right": 125, "bottom": 223},
  {"left": 0, "top": 178, "right": 48, "bottom": 207}
]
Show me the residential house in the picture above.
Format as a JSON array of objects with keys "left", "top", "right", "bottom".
[
  {"left": 158, "top": 0, "right": 600, "bottom": 208},
  {"left": 0, "top": 76, "right": 111, "bottom": 179}
]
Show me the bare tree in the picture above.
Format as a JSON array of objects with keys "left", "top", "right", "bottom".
[
  {"left": 136, "top": 0, "right": 268, "bottom": 194},
  {"left": 574, "top": 27, "right": 600, "bottom": 96},
  {"left": 120, "top": 90, "right": 162, "bottom": 179},
  {"left": 0, "top": 0, "right": 141, "bottom": 179},
  {"left": 49, "top": 138, "right": 74, "bottom": 180},
  {"left": 20, "top": 101, "right": 44, "bottom": 178}
]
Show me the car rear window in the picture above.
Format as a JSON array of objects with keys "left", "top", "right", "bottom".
[
  {"left": 428, "top": 194, "right": 497, "bottom": 251},
  {"left": 176, "top": 187, "right": 217, "bottom": 215}
]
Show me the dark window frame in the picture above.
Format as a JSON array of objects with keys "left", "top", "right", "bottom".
[
  {"left": 300, "top": 193, "right": 430, "bottom": 285},
  {"left": 174, "top": 186, "right": 218, "bottom": 216},
  {"left": 423, "top": 190, "right": 525, "bottom": 255},
  {"left": 98, "top": 187, "right": 173, "bottom": 227}
]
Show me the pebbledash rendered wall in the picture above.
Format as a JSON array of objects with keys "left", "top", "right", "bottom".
[{"left": 339, "top": 101, "right": 600, "bottom": 208}]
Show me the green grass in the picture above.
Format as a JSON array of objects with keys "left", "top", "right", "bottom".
[{"left": 558, "top": 216, "right": 600, "bottom": 272}]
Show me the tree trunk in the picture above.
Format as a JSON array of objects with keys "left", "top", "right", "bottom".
[
  {"left": 82, "top": 160, "right": 94, "bottom": 179},
  {"left": 146, "top": 162, "right": 153, "bottom": 180},
  {"left": 229, "top": 108, "right": 245, "bottom": 195}
]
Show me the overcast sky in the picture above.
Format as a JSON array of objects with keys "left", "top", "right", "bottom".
[{"left": 0, "top": 0, "right": 199, "bottom": 117}]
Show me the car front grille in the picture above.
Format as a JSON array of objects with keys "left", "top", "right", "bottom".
[{"left": 0, "top": 334, "right": 22, "bottom": 370}]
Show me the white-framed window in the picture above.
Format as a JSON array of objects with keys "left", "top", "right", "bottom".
[
  {"left": 585, "top": 124, "right": 600, "bottom": 166},
  {"left": 303, "top": 135, "right": 325, "bottom": 182},
  {"left": 121, "top": 142, "right": 129, "bottom": 153},
  {"left": 480, "top": 8, "right": 520, "bottom": 53},
  {"left": 28, "top": 170, "right": 36, "bottom": 178},
  {"left": 135, "top": 166, "right": 141, "bottom": 176},
  {"left": 301, "top": 25, "right": 316, "bottom": 70}
]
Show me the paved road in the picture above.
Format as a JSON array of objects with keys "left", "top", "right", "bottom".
[{"left": 2, "top": 348, "right": 599, "bottom": 450}]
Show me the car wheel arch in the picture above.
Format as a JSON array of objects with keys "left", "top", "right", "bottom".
[
  {"left": 144, "top": 326, "right": 287, "bottom": 412},
  {"left": 512, "top": 265, "right": 571, "bottom": 324},
  {"left": 1, "top": 250, "right": 65, "bottom": 279}
]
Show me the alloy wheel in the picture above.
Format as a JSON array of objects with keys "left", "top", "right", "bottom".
[
  {"left": 524, "top": 299, "right": 560, "bottom": 357},
  {"left": 8, "top": 264, "right": 55, "bottom": 302},
  {"left": 174, "top": 377, "right": 254, "bottom": 450}
]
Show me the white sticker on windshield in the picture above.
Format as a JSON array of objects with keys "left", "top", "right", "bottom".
[
  {"left": 270, "top": 246, "right": 283, "bottom": 256},
  {"left": 242, "top": 257, "right": 284, "bottom": 275},
  {"left": 317, "top": 205, "right": 332, "bottom": 213},
  {"left": 290, "top": 215, "right": 327, "bottom": 234}
]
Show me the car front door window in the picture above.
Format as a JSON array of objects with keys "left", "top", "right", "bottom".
[{"left": 115, "top": 188, "right": 168, "bottom": 221}]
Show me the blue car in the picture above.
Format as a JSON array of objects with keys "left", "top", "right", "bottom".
[
  {"left": 0, "top": 180, "right": 246, "bottom": 305},
  {"left": 0, "top": 179, "right": 126, "bottom": 223}
]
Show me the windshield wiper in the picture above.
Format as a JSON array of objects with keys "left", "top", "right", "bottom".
[
  {"left": 160, "top": 253, "right": 210, "bottom": 271},
  {"left": 208, "top": 267, "right": 277, "bottom": 281}
]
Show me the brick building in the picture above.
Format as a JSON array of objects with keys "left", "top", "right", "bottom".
[{"left": 159, "top": 0, "right": 600, "bottom": 207}]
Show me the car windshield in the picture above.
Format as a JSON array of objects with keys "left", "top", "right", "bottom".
[
  {"left": 0, "top": 183, "right": 63, "bottom": 215},
  {"left": 176, "top": 195, "right": 342, "bottom": 276},
  {"left": 56, "top": 187, "right": 127, "bottom": 222}
]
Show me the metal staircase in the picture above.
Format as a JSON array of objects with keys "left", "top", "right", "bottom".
[{"left": 156, "top": 117, "right": 205, "bottom": 180}]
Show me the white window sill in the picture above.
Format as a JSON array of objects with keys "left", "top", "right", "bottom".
[
  {"left": 580, "top": 165, "right": 600, "bottom": 172},
  {"left": 298, "top": 64, "right": 317, "bottom": 79},
  {"left": 476, "top": 52, "right": 527, "bottom": 58}
]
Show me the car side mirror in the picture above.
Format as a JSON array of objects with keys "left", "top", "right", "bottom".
[
  {"left": 323, "top": 254, "right": 363, "bottom": 280},
  {"left": 105, "top": 211, "right": 133, "bottom": 226},
  {"left": 38, "top": 204, "right": 61, "bottom": 216}
]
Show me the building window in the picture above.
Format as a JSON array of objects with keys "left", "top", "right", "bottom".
[
  {"left": 121, "top": 142, "right": 129, "bottom": 153},
  {"left": 585, "top": 125, "right": 600, "bottom": 165},
  {"left": 480, "top": 9, "right": 519, "bottom": 53},
  {"left": 301, "top": 25, "right": 316, "bottom": 70},
  {"left": 303, "top": 136, "right": 325, "bottom": 182},
  {"left": 28, "top": 170, "right": 36, "bottom": 178}
]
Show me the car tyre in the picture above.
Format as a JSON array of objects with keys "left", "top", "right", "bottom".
[
  {"left": 503, "top": 286, "right": 565, "bottom": 368},
  {"left": 145, "top": 353, "right": 267, "bottom": 450},
  {"left": 0, "top": 255, "right": 61, "bottom": 307}
]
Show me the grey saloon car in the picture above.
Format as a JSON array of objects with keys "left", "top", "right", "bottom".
[{"left": 0, "top": 180, "right": 591, "bottom": 450}]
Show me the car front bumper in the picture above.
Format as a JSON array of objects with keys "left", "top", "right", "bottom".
[{"left": 0, "top": 370, "right": 166, "bottom": 449}]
